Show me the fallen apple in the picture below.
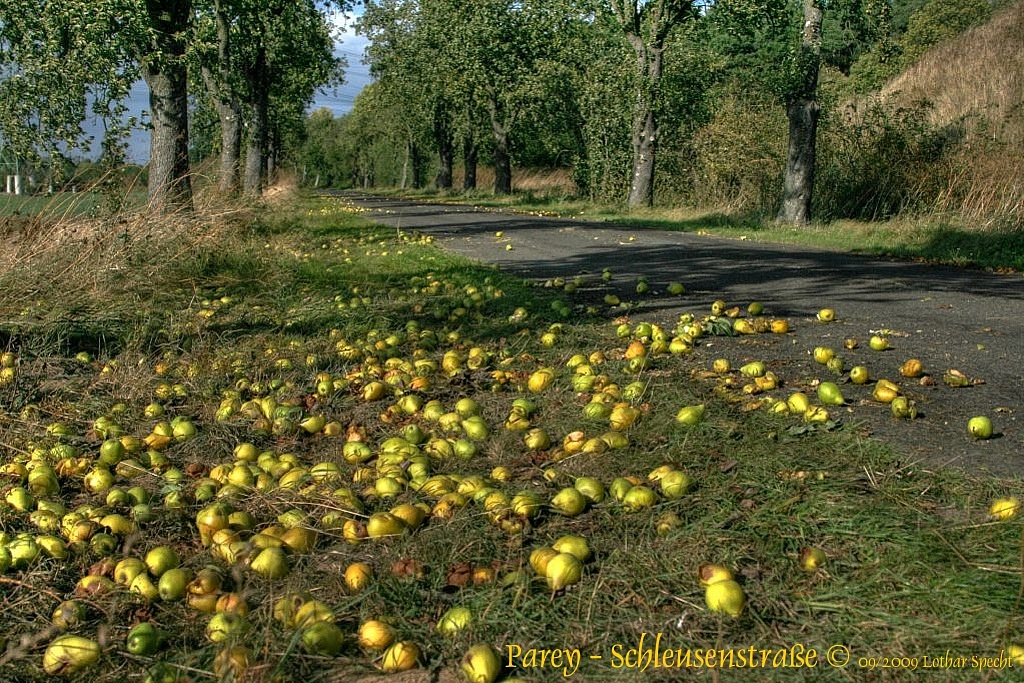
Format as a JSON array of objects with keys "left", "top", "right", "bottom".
[
  {"left": 461, "top": 643, "right": 503, "bottom": 683},
  {"left": 42, "top": 635, "right": 101, "bottom": 675},
  {"left": 437, "top": 606, "right": 473, "bottom": 636},
  {"left": 989, "top": 497, "right": 1020, "bottom": 520},
  {"left": 545, "top": 552, "right": 583, "bottom": 591},
  {"left": 968, "top": 415, "right": 993, "bottom": 440},
  {"left": 705, "top": 579, "right": 745, "bottom": 618},
  {"left": 817, "top": 381, "right": 845, "bottom": 406},
  {"left": 380, "top": 641, "right": 420, "bottom": 672},
  {"left": 551, "top": 534, "right": 592, "bottom": 563},
  {"left": 869, "top": 335, "right": 889, "bottom": 351},
  {"left": 303, "top": 621, "right": 345, "bottom": 656},
  {"left": 358, "top": 619, "right": 397, "bottom": 650},
  {"left": 799, "top": 547, "right": 826, "bottom": 572}
]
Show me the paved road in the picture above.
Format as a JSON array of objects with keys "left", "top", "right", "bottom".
[{"left": 342, "top": 192, "right": 1024, "bottom": 478}]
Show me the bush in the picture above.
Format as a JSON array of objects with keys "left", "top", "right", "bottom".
[{"left": 687, "top": 89, "right": 785, "bottom": 216}]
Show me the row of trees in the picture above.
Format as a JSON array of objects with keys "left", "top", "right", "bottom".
[
  {"left": 0, "top": 0, "right": 345, "bottom": 212},
  {"left": 333, "top": 0, "right": 996, "bottom": 223}
]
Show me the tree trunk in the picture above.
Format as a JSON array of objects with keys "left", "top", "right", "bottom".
[
  {"left": 463, "top": 137, "right": 478, "bottom": 191},
  {"left": 777, "top": 0, "right": 823, "bottom": 224},
  {"left": 206, "top": 0, "right": 241, "bottom": 194},
  {"left": 434, "top": 103, "right": 454, "bottom": 190},
  {"left": 778, "top": 98, "right": 820, "bottom": 224},
  {"left": 626, "top": 36, "right": 662, "bottom": 209},
  {"left": 411, "top": 142, "right": 426, "bottom": 189},
  {"left": 215, "top": 96, "right": 242, "bottom": 193},
  {"left": 485, "top": 95, "right": 512, "bottom": 195},
  {"left": 492, "top": 131, "right": 511, "bottom": 195},
  {"left": 203, "top": 65, "right": 242, "bottom": 194},
  {"left": 243, "top": 43, "right": 269, "bottom": 197},
  {"left": 141, "top": 0, "right": 193, "bottom": 212},
  {"left": 628, "top": 102, "right": 657, "bottom": 208}
]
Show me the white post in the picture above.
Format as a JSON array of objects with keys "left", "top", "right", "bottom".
[
  {"left": 13, "top": 175, "right": 22, "bottom": 195},
  {"left": 5, "top": 176, "right": 11, "bottom": 193}
]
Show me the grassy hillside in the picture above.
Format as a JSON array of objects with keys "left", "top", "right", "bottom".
[{"left": 878, "top": 0, "right": 1024, "bottom": 227}]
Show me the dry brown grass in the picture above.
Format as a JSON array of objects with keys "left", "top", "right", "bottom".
[
  {"left": 451, "top": 166, "right": 577, "bottom": 196},
  {"left": 879, "top": 1, "right": 1024, "bottom": 227},
  {"left": 883, "top": 1, "right": 1024, "bottom": 132}
]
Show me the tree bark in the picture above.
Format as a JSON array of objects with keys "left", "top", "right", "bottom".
[
  {"left": 463, "top": 137, "right": 478, "bottom": 191},
  {"left": 411, "top": 142, "right": 425, "bottom": 189},
  {"left": 609, "top": 1, "right": 688, "bottom": 210},
  {"left": 141, "top": 0, "right": 193, "bottom": 212},
  {"left": 204, "top": 0, "right": 241, "bottom": 195},
  {"left": 777, "top": 0, "right": 823, "bottom": 224},
  {"left": 484, "top": 95, "right": 513, "bottom": 195},
  {"left": 492, "top": 128, "right": 511, "bottom": 195},
  {"left": 434, "top": 103, "right": 454, "bottom": 190},
  {"left": 243, "top": 42, "right": 269, "bottom": 197},
  {"left": 778, "top": 98, "right": 820, "bottom": 224},
  {"left": 626, "top": 37, "right": 661, "bottom": 208}
]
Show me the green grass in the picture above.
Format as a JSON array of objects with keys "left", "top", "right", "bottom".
[
  {"left": 0, "top": 191, "right": 147, "bottom": 220},
  {"left": 0, "top": 194, "right": 1022, "bottom": 682},
  {"left": 390, "top": 188, "right": 1024, "bottom": 272}
]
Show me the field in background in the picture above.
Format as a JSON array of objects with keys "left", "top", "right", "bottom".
[{"left": 0, "top": 193, "right": 1023, "bottom": 681}]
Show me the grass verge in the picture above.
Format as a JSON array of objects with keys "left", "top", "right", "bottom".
[{"left": 0, "top": 193, "right": 1022, "bottom": 682}]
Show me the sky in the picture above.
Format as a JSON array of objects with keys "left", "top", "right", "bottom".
[{"left": 81, "top": 12, "right": 372, "bottom": 164}]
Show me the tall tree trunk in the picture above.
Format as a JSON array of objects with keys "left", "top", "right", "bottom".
[
  {"left": 492, "top": 128, "right": 511, "bottom": 195},
  {"left": 626, "top": 37, "right": 661, "bottom": 209},
  {"left": 267, "top": 126, "right": 280, "bottom": 182},
  {"left": 212, "top": 85, "right": 242, "bottom": 193},
  {"left": 434, "top": 103, "right": 454, "bottom": 190},
  {"left": 463, "top": 101, "right": 479, "bottom": 191},
  {"left": 411, "top": 142, "right": 425, "bottom": 189},
  {"left": 778, "top": 99, "right": 820, "bottom": 224},
  {"left": 485, "top": 96, "right": 512, "bottom": 195},
  {"left": 400, "top": 139, "right": 409, "bottom": 189},
  {"left": 609, "top": 0, "right": 690, "bottom": 209},
  {"left": 142, "top": 0, "right": 192, "bottom": 212},
  {"left": 463, "top": 137, "right": 478, "bottom": 191},
  {"left": 243, "top": 43, "right": 269, "bottom": 197},
  {"left": 204, "top": 0, "right": 241, "bottom": 194},
  {"left": 778, "top": 0, "right": 823, "bottom": 224}
]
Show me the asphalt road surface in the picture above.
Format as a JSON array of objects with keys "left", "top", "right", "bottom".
[{"left": 341, "top": 192, "right": 1024, "bottom": 478}]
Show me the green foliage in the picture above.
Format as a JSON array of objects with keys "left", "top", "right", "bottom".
[
  {"left": 815, "top": 99, "right": 963, "bottom": 220},
  {"left": 898, "top": 0, "right": 992, "bottom": 65},
  {"left": 689, "top": 89, "right": 786, "bottom": 215},
  {"left": 0, "top": 1, "right": 133, "bottom": 163}
]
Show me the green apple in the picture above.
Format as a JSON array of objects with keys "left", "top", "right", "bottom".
[
  {"left": 42, "top": 635, "right": 101, "bottom": 675},
  {"left": 145, "top": 545, "right": 180, "bottom": 577},
  {"left": 968, "top": 415, "right": 993, "bottom": 440},
  {"left": 812, "top": 346, "right": 835, "bottom": 364},
  {"left": 817, "top": 381, "right": 845, "bottom": 406},
  {"left": 869, "top": 335, "right": 889, "bottom": 351},
  {"left": 302, "top": 621, "right": 344, "bottom": 656},
  {"left": 51, "top": 600, "right": 86, "bottom": 630},
  {"left": 249, "top": 546, "right": 290, "bottom": 579},
  {"left": 551, "top": 535, "right": 592, "bottom": 563},
  {"left": 158, "top": 567, "right": 192, "bottom": 601},
  {"left": 461, "top": 643, "right": 503, "bottom": 683},
  {"left": 545, "top": 553, "right": 583, "bottom": 591},
  {"left": 126, "top": 622, "right": 161, "bottom": 655},
  {"left": 550, "top": 487, "right": 587, "bottom": 517},
  {"left": 437, "top": 607, "right": 473, "bottom": 637},
  {"left": 705, "top": 579, "right": 745, "bottom": 617},
  {"left": 849, "top": 365, "right": 869, "bottom": 384}
]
